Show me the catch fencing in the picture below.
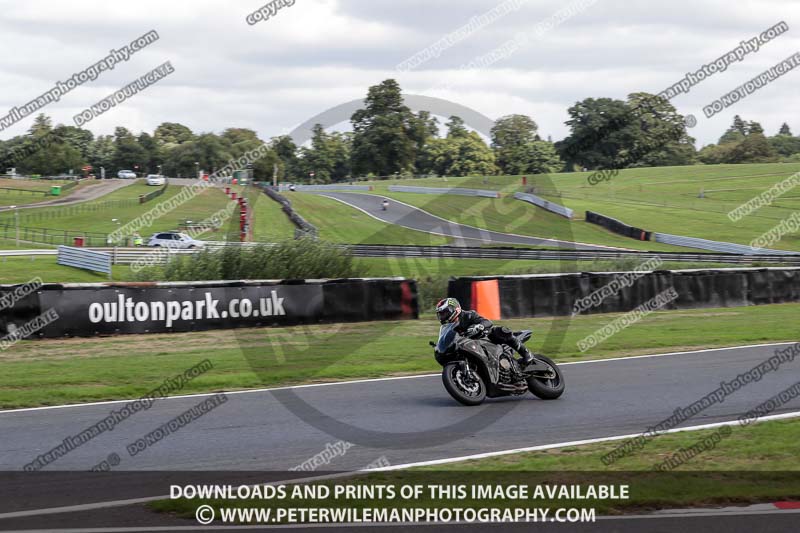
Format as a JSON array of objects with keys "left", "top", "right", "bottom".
[
  {"left": 514, "top": 192, "right": 573, "bottom": 219},
  {"left": 387, "top": 185, "right": 499, "bottom": 198}
]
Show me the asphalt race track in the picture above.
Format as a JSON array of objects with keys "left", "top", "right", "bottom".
[
  {"left": 315, "top": 191, "right": 617, "bottom": 250},
  {"left": 2, "top": 343, "right": 798, "bottom": 471},
  {"left": 1, "top": 343, "right": 799, "bottom": 530}
]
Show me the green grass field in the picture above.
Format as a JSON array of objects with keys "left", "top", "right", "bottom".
[
  {"left": 248, "top": 192, "right": 297, "bottom": 241},
  {"left": 0, "top": 237, "right": 53, "bottom": 250},
  {"left": 356, "top": 163, "right": 800, "bottom": 252},
  {"left": 0, "top": 256, "right": 129, "bottom": 283},
  {"left": 0, "top": 303, "right": 795, "bottom": 408},
  {"left": 0, "top": 178, "right": 69, "bottom": 191},
  {"left": 4, "top": 163, "right": 798, "bottom": 251},
  {"left": 0, "top": 177, "right": 79, "bottom": 207},
  {"left": 0, "top": 182, "right": 236, "bottom": 242}
]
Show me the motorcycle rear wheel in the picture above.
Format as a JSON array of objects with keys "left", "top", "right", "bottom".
[
  {"left": 526, "top": 354, "right": 565, "bottom": 400},
  {"left": 442, "top": 362, "right": 486, "bottom": 406}
]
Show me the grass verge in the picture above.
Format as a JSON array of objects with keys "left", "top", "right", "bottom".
[
  {"left": 152, "top": 417, "right": 800, "bottom": 521},
  {"left": 0, "top": 256, "right": 128, "bottom": 283},
  {"left": 248, "top": 192, "right": 296, "bottom": 241},
  {"left": 0, "top": 178, "right": 76, "bottom": 207},
  {"left": 0, "top": 303, "right": 796, "bottom": 408}
]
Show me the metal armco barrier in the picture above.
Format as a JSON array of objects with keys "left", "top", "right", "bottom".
[
  {"left": 387, "top": 185, "right": 499, "bottom": 198},
  {"left": 514, "top": 192, "right": 573, "bottom": 219},
  {"left": 4, "top": 244, "right": 800, "bottom": 265},
  {"left": 449, "top": 267, "right": 800, "bottom": 319},
  {"left": 56, "top": 246, "right": 112, "bottom": 276},
  {"left": 0, "top": 278, "right": 418, "bottom": 338},
  {"left": 653, "top": 232, "right": 795, "bottom": 256}
]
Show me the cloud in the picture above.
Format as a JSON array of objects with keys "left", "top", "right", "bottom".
[{"left": 0, "top": 0, "right": 798, "bottom": 145}]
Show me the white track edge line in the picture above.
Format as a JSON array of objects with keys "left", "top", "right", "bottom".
[
  {"left": 366, "top": 410, "right": 800, "bottom": 471},
  {"left": 1, "top": 410, "right": 798, "bottom": 521},
  {"left": 0, "top": 342, "right": 793, "bottom": 414}
]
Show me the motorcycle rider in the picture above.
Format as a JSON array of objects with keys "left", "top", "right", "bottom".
[
  {"left": 381, "top": 199, "right": 389, "bottom": 210},
  {"left": 435, "top": 297, "right": 535, "bottom": 368}
]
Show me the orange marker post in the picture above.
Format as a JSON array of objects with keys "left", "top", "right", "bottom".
[{"left": 470, "top": 279, "right": 501, "bottom": 320}]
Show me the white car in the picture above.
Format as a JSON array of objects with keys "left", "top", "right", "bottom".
[
  {"left": 117, "top": 170, "right": 137, "bottom": 179},
  {"left": 147, "top": 232, "right": 205, "bottom": 249},
  {"left": 146, "top": 174, "right": 166, "bottom": 186}
]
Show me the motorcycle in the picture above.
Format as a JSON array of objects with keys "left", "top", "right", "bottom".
[{"left": 431, "top": 322, "right": 565, "bottom": 406}]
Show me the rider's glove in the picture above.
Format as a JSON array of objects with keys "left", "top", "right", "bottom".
[{"left": 465, "top": 324, "right": 485, "bottom": 338}]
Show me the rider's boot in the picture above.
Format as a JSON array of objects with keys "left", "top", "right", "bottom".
[
  {"left": 518, "top": 346, "right": 535, "bottom": 368},
  {"left": 509, "top": 338, "right": 535, "bottom": 369}
]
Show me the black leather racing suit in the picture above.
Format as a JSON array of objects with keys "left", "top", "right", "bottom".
[{"left": 452, "top": 310, "right": 531, "bottom": 360}]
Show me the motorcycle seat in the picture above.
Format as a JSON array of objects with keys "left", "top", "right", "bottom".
[{"left": 513, "top": 330, "right": 533, "bottom": 343}]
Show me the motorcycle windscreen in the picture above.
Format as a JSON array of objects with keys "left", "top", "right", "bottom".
[{"left": 436, "top": 322, "right": 458, "bottom": 353}]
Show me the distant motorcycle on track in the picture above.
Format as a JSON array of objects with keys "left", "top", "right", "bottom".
[{"left": 431, "top": 323, "right": 565, "bottom": 406}]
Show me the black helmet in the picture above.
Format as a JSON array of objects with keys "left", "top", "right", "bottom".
[{"left": 435, "top": 297, "right": 461, "bottom": 325}]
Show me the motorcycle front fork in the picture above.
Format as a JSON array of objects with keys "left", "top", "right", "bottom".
[{"left": 459, "top": 360, "right": 478, "bottom": 382}]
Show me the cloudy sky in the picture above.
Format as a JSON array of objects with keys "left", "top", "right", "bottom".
[{"left": 1, "top": 0, "right": 799, "bottom": 146}]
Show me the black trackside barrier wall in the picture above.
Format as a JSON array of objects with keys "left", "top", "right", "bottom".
[
  {"left": 0, "top": 278, "right": 418, "bottom": 338},
  {"left": 257, "top": 184, "right": 318, "bottom": 237},
  {"left": 586, "top": 211, "right": 651, "bottom": 241},
  {"left": 448, "top": 268, "right": 800, "bottom": 319}
]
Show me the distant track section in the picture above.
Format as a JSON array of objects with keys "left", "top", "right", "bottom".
[
  {"left": 316, "top": 191, "right": 605, "bottom": 250},
  {"left": 1, "top": 179, "right": 133, "bottom": 211}
]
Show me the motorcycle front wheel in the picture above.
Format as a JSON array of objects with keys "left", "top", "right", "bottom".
[
  {"left": 442, "top": 361, "right": 486, "bottom": 406},
  {"left": 526, "top": 354, "right": 565, "bottom": 400}
]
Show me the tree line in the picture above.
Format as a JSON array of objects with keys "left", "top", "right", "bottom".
[{"left": 2, "top": 79, "right": 798, "bottom": 182}]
